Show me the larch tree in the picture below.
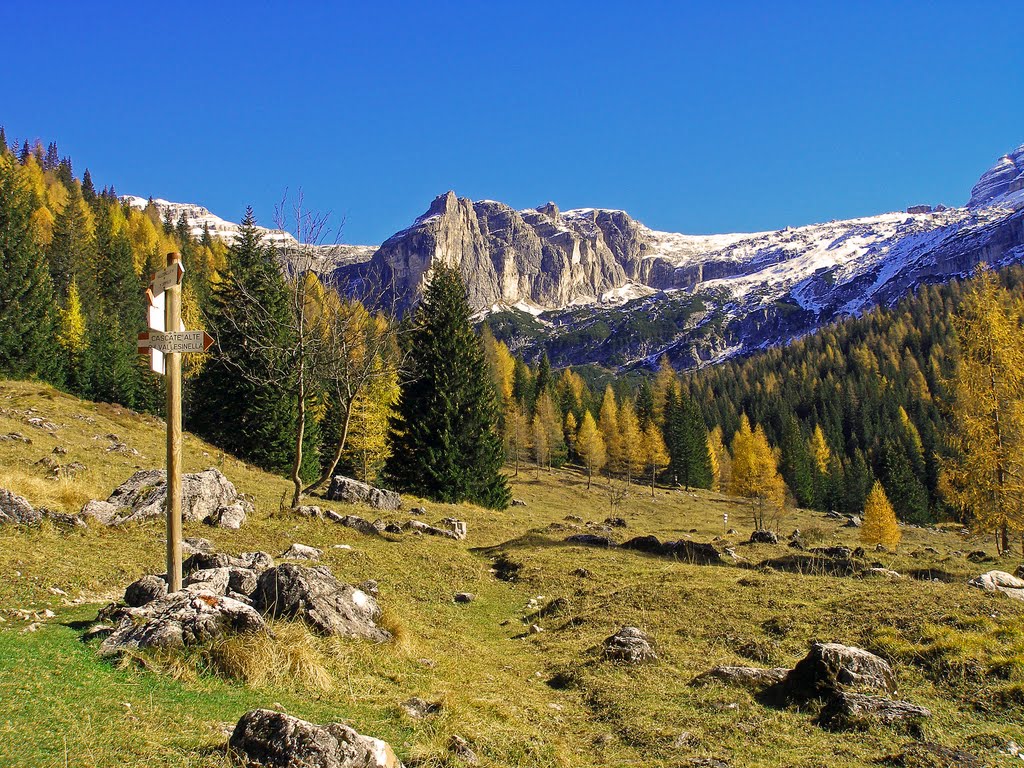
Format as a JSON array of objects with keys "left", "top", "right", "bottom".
[
  {"left": 939, "top": 265, "right": 1024, "bottom": 553},
  {"left": 598, "top": 386, "right": 621, "bottom": 480},
  {"left": 730, "top": 415, "right": 786, "bottom": 531},
  {"left": 564, "top": 411, "right": 578, "bottom": 462},
  {"left": 618, "top": 398, "right": 644, "bottom": 485},
  {"left": 576, "top": 410, "right": 606, "bottom": 489},
  {"left": 642, "top": 421, "right": 670, "bottom": 498},
  {"left": 861, "top": 480, "right": 901, "bottom": 548},
  {"left": 384, "top": 266, "right": 510, "bottom": 509},
  {"left": 532, "top": 410, "right": 551, "bottom": 472},
  {"left": 708, "top": 425, "right": 730, "bottom": 492}
]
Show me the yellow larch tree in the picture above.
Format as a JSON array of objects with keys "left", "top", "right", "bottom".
[
  {"left": 861, "top": 480, "right": 901, "bottom": 548},
  {"left": 576, "top": 411, "right": 607, "bottom": 489},
  {"left": 598, "top": 386, "right": 621, "bottom": 479},
  {"left": 730, "top": 415, "right": 786, "bottom": 530},
  {"left": 939, "top": 265, "right": 1024, "bottom": 553},
  {"left": 708, "top": 425, "right": 730, "bottom": 492},
  {"left": 651, "top": 355, "right": 679, "bottom": 426},
  {"left": 642, "top": 421, "right": 670, "bottom": 498},
  {"left": 618, "top": 399, "right": 644, "bottom": 485}
]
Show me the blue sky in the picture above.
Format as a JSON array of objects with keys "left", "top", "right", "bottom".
[{"left": 3, "top": 1, "right": 1022, "bottom": 245}]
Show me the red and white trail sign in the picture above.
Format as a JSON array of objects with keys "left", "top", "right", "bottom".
[{"left": 139, "top": 330, "right": 214, "bottom": 354}]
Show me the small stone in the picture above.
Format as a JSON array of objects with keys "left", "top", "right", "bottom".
[
  {"left": 280, "top": 543, "right": 322, "bottom": 561},
  {"left": 454, "top": 592, "right": 475, "bottom": 603},
  {"left": 749, "top": 530, "right": 778, "bottom": 544},
  {"left": 449, "top": 735, "right": 478, "bottom": 765},
  {"left": 818, "top": 692, "right": 931, "bottom": 731},
  {"left": 409, "top": 506, "right": 426, "bottom": 515},
  {"left": 400, "top": 697, "right": 441, "bottom": 719},
  {"left": 511, "top": 499, "right": 527, "bottom": 507},
  {"left": 603, "top": 626, "right": 656, "bottom": 663}
]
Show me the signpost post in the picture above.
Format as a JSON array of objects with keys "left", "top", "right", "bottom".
[{"left": 137, "top": 253, "right": 213, "bottom": 593}]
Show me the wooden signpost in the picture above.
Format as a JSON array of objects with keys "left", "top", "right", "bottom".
[{"left": 138, "top": 253, "right": 212, "bottom": 592}]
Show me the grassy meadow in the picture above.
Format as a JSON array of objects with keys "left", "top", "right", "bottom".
[{"left": 0, "top": 380, "right": 1022, "bottom": 767}]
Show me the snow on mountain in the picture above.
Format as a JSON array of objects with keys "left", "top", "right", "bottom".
[
  {"left": 120, "top": 195, "right": 377, "bottom": 268},
  {"left": 968, "top": 144, "right": 1024, "bottom": 209}
]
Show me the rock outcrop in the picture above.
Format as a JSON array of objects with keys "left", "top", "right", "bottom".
[
  {"left": 327, "top": 476, "right": 401, "bottom": 511},
  {"left": 968, "top": 144, "right": 1024, "bottom": 208},
  {"left": 817, "top": 692, "right": 931, "bottom": 731},
  {"left": 782, "top": 643, "right": 896, "bottom": 700},
  {"left": 0, "top": 489, "right": 43, "bottom": 525},
  {"left": 968, "top": 570, "right": 1024, "bottom": 601},
  {"left": 84, "top": 468, "right": 252, "bottom": 527},
  {"left": 99, "top": 590, "right": 267, "bottom": 657},
  {"left": 250, "top": 564, "right": 390, "bottom": 641},
  {"left": 229, "top": 709, "right": 404, "bottom": 768}
]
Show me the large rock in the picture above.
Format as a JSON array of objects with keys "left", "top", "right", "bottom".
[
  {"left": 0, "top": 489, "right": 42, "bottom": 525},
  {"left": 402, "top": 519, "right": 461, "bottom": 539},
  {"left": 250, "top": 564, "right": 391, "bottom": 641},
  {"left": 183, "top": 551, "right": 273, "bottom": 576},
  {"left": 327, "top": 476, "right": 401, "bottom": 511},
  {"left": 603, "top": 626, "right": 656, "bottom": 663},
  {"left": 124, "top": 574, "right": 168, "bottom": 607},
  {"left": 89, "top": 468, "right": 252, "bottom": 527},
  {"left": 749, "top": 530, "right": 779, "bottom": 544},
  {"left": 690, "top": 666, "right": 790, "bottom": 690},
  {"left": 817, "top": 692, "right": 931, "bottom": 731},
  {"left": 783, "top": 643, "right": 896, "bottom": 701},
  {"left": 968, "top": 570, "right": 1024, "bottom": 601},
  {"left": 230, "top": 709, "right": 404, "bottom": 768},
  {"left": 99, "top": 590, "right": 267, "bottom": 657},
  {"left": 665, "top": 540, "right": 723, "bottom": 565}
]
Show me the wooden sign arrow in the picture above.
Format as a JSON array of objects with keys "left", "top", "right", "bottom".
[
  {"left": 149, "top": 260, "right": 185, "bottom": 297},
  {"left": 144, "top": 330, "right": 214, "bottom": 354}
]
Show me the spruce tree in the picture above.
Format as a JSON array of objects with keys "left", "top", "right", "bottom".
[
  {"left": 0, "top": 157, "right": 56, "bottom": 378},
  {"left": 384, "top": 266, "right": 510, "bottom": 509},
  {"left": 189, "top": 208, "right": 297, "bottom": 474}
]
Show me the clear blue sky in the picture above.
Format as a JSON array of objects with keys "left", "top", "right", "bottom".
[{"left": 3, "top": 1, "right": 1022, "bottom": 245}]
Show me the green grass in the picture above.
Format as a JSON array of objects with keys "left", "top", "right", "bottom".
[{"left": 1, "top": 380, "right": 1023, "bottom": 767}]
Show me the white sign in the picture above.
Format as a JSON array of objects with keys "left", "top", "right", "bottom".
[
  {"left": 145, "top": 330, "right": 214, "bottom": 354},
  {"left": 149, "top": 261, "right": 185, "bottom": 297}
]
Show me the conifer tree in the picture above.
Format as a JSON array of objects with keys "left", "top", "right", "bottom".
[
  {"left": 0, "top": 156, "right": 56, "bottom": 378},
  {"left": 189, "top": 208, "right": 297, "bottom": 474},
  {"left": 861, "top": 480, "right": 901, "bottom": 548},
  {"left": 598, "top": 386, "right": 621, "bottom": 479},
  {"left": 619, "top": 399, "right": 644, "bottom": 485},
  {"left": 708, "top": 425, "right": 730, "bottom": 492},
  {"left": 642, "top": 421, "right": 670, "bottom": 497},
  {"left": 384, "top": 266, "right": 510, "bottom": 509},
  {"left": 564, "top": 411, "right": 578, "bottom": 462},
  {"left": 532, "top": 410, "right": 550, "bottom": 472},
  {"left": 939, "top": 265, "right": 1024, "bottom": 551},
  {"left": 780, "top": 415, "right": 814, "bottom": 507},
  {"left": 730, "top": 415, "right": 786, "bottom": 530},
  {"left": 576, "top": 410, "right": 606, "bottom": 489}
]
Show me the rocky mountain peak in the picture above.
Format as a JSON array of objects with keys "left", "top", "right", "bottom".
[
  {"left": 423, "top": 190, "right": 461, "bottom": 219},
  {"left": 968, "top": 144, "right": 1024, "bottom": 208},
  {"left": 536, "top": 201, "right": 560, "bottom": 221}
]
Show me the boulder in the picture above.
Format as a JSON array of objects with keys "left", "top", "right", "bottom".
[
  {"left": 818, "top": 692, "right": 930, "bottom": 731},
  {"left": 80, "top": 499, "right": 120, "bottom": 525},
  {"left": 603, "top": 626, "right": 656, "bottom": 663},
  {"left": 182, "top": 537, "right": 215, "bottom": 555},
  {"left": 184, "top": 567, "right": 233, "bottom": 595},
  {"left": 207, "top": 501, "right": 247, "bottom": 529},
  {"left": 1016, "top": 564, "right": 1024, "bottom": 580},
  {"left": 783, "top": 643, "right": 896, "bottom": 700},
  {"left": 403, "top": 519, "right": 460, "bottom": 539},
  {"left": 183, "top": 551, "right": 273, "bottom": 575},
  {"left": 454, "top": 592, "right": 475, "bottom": 603},
  {"left": 99, "top": 590, "right": 267, "bottom": 657},
  {"left": 665, "top": 540, "right": 723, "bottom": 565},
  {"left": 250, "top": 564, "right": 391, "bottom": 641},
  {"left": 604, "top": 517, "right": 627, "bottom": 528},
  {"left": 327, "top": 476, "right": 401, "bottom": 511},
  {"left": 843, "top": 516, "right": 862, "bottom": 528},
  {"left": 565, "top": 533, "right": 616, "bottom": 548},
  {"left": 968, "top": 570, "right": 1024, "bottom": 600},
  {"left": 690, "top": 666, "right": 789, "bottom": 690},
  {"left": 280, "top": 543, "right": 322, "bottom": 561},
  {"left": 294, "top": 505, "right": 323, "bottom": 518},
  {"left": 511, "top": 499, "right": 527, "bottom": 507},
  {"left": 124, "top": 574, "right": 168, "bottom": 607},
  {"left": 97, "top": 468, "right": 252, "bottom": 527},
  {"left": 436, "top": 518, "right": 467, "bottom": 540},
  {"left": 0, "top": 489, "right": 42, "bottom": 525},
  {"left": 749, "top": 530, "right": 779, "bottom": 544},
  {"left": 620, "top": 535, "right": 664, "bottom": 554},
  {"left": 229, "top": 708, "right": 404, "bottom": 768},
  {"left": 329, "top": 514, "right": 381, "bottom": 537}
]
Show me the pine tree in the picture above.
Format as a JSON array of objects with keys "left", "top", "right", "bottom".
[
  {"left": 576, "top": 410, "right": 606, "bottom": 489},
  {"left": 536, "top": 352, "right": 552, "bottom": 397},
  {"left": 780, "top": 415, "right": 814, "bottom": 507},
  {"left": 939, "top": 265, "right": 1024, "bottom": 552},
  {"left": 881, "top": 438, "right": 930, "bottom": 524},
  {"left": 862, "top": 480, "right": 901, "bottom": 548},
  {"left": 0, "top": 156, "right": 56, "bottom": 378},
  {"left": 81, "top": 169, "right": 96, "bottom": 203},
  {"left": 384, "top": 266, "right": 510, "bottom": 509}
]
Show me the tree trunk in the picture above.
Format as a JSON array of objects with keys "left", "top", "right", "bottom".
[
  {"left": 650, "top": 465, "right": 655, "bottom": 498},
  {"left": 290, "top": 366, "right": 306, "bottom": 508}
]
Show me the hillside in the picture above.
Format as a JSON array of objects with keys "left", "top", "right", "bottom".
[{"left": 1, "top": 380, "right": 1023, "bottom": 767}]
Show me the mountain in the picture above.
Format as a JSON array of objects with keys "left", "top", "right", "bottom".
[
  {"left": 120, "top": 195, "right": 377, "bottom": 269},
  {"left": 334, "top": 145, "right": 1024, "bottom": 369},
  {"left": 126, "top": 144, "right": 1024, "bottom": 371}
]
